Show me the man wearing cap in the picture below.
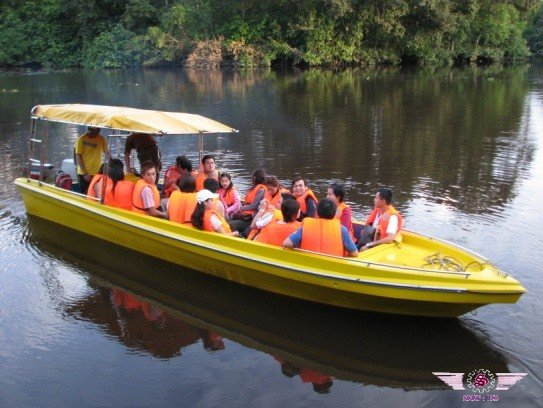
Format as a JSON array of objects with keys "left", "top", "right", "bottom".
[
  {"left": 191, "top": 189, "right": 239, "bottom": 236},
  {"left": 75, "top": 126, "right": 109, "bottom": 194}
]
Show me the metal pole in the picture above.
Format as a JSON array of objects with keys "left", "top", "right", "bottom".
[
  {"left": 27, "top": 119, "right": 36, "bottom": 181},
  {"left": 39, "top": 121, "right": 49, "bottom": 186},
  {"left": 198, "top": 132, "right": 204, "bottom": 164}
]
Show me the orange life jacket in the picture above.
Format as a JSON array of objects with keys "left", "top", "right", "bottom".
[
  {"left": 366, "top": 205, "right": 403, "bottom": 241},
  {"left": 168, "top": 191, "right": 197, "bottom": 224},
  {"left": 241, "top": 184, "right": 267, "bottom": 215},
  {"left": 255, "top": 221, "right": 301, "bottom": 246},
  {"left": 203, "top": 209, "right": 232, "bottom": 233},
  {"left": 105, "top": 180, "right": 134, "bottom": 210},
  {"left": 163, "top": 165, "right": 181, "bottom": 198},
  {"left": 195, "top": 171, "right": 219, "bottom": 192},
  {"left": 263, "top": 187, "right": 290, "bottom": 208},
  {"left": 300, "top": 218, "right": 343, "bottom": 256},
  {"left": 336, "top": 202, "right": 355, "bottom": 241},
  {"left": 247, "top": 208, "right": 283, "bottom": 240},
  {"left": 87, "top": 174, "right": 104, "bottom": 200},
  {"left": 132, "top": 178, "right": 160, "bottom": 214},
  {"left": 219, "top": 187, "right": 237, "bottom": 207},
  {"left": 296, "top": 189, "right": 318, "bottom": 215}
]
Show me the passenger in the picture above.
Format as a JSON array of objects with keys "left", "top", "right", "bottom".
[
  {"left": 248, "top": 192, "right": 294, "bottom": 240},
  {"left": 124, "top": 133, "right": 161, "bottom": 183},
  {"left": 191, "top": 189, "right": 239, "bottom": 236},
  {"left": 239, "top": 169, "right": 267, "bottom": 216},
  {"left": 255, "top": 197, "right": 301, "bottom": 246},
  {"left": 291, "top": 176, "right": 318, "bottom": 220},
  {"left": 230, "top": 169, "right": 267, "bottom": 237},
  {"left": 75, "top": 126, "right": 109, "bottom": 194},
  {"left": 103, "top": 158, "right": 134, "bottom": 210},
  {"left": 162, "top": 155, "right": 195, "bottom": 198},
  {"left": 203, "top": 177, "right": 226, "bottom": 217},
  {"left": 283, "top": 198, "right": 358, "bottom": 257},
  {"left": 86, "top": 163, "right": 105, "bottom": 201},
  {"left": 167, "top": 175, "right": 197, "bottom": 224},
  {"left": 360, "top": 187, "right": 403, "bottom": 251},
  {"left": 132, "top": 161, "right": 166, "bottom": 219},
  {"left": 218, "top": 172, "right": 241, "bottom": 219},
  {"left": 263, "top": 175, "right": 290, "bottom": 208},
  {"left": 326, "top": 182, "right": 355, "bottom": 240},
  {"left": 195, "top": 154, "right": 219, "bottom": 191}
]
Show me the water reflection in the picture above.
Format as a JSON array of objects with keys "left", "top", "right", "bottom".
[
  {"left": 65, "top": 286, "right": 225, "bottom": 359},
  {"left": 25, "top": 216, "right": 511, "bottom": 391}
]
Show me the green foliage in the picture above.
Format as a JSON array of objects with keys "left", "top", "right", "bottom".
[
  {"left": 0, "top": 0, "right": 540, "bottom": 69},
  {"left": 525, "top": 1, "right": 543, "bottom": 56},
  {"left": 82, "top": 24, "right": 149, "bottom": 68}
]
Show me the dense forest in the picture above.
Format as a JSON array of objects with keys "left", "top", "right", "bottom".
[{"left": 1, "top": 0, "right": 543, "bottom": 69}]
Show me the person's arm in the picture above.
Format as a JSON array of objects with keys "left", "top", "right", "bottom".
[
  {"left": 211, "top": 214, "right": 239, "bottom": 236},
  {"left": 124, "top": 152, "right": 135, "bottom": 173},
  {"left": 341, "top": 226, "right": 359, "bottom": 257},
  {"left": 250, "top": 199, "right": 268, "bottom": 229},
  {"left": 240, "top": 188, "right": 265, "bottom": 212},
  {"left": 305, "top": 197, "right": 317, "bottom": 217},
  {"left": 283, "top": 227, "right": 302, "bottom": 248},
  {"left": 124, "top": 136, "right": 136, "bottom": 173},
  {"left": 75, "top": 153, "right": 91, "bottom": 182},
  {"left": 224, "top": 190, "right": 241, "bottom": 215},
  {"left": 142, "top": 186, "right": 166, "bottom": 218},
  {"left": 360, "top": 215, "right": 398, "bottom": 251}
]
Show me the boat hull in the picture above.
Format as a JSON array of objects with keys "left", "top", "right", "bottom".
[{"left": 15, "top": 178, "right": 525, "bottom": 318}]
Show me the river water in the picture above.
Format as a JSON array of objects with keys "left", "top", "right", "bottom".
[{"left": 1, "top": 66, "right": 542, "bottom": 407}]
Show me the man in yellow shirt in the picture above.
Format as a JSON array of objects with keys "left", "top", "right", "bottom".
[{"left": 74, "top": 127, "right": 108, "bottom": 194}]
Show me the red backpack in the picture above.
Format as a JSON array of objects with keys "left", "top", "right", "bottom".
[{"left": 55, "top": 172, "right": 73, "bottom": 190}]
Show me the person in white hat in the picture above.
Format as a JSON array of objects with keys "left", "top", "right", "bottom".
[{"left": 191, "top": 189, "right": 239, "bottom": 236}]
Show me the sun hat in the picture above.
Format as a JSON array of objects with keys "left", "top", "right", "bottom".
[{"left": 196, "top": 189, "right": 218, "bottom": 204}]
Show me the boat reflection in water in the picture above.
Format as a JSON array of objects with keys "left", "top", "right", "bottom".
[
  {"left": 66, "top": 286, "right": 225, "bottom": 358},
  {"left": 25, "top": 216, "right": 512, "bottom": 391}
]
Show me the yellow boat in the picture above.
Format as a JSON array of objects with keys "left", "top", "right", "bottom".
[{"left": 15, "top": 104, "right": 526, "bottom": 318}]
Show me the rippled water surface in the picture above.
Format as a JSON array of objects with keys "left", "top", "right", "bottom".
[{"left": 1, "top": 66, "right": 542, "bottom": 407}]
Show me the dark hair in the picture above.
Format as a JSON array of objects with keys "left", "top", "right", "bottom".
[
  {"left": 377, "top": 187, "right": 393, "bottom": 205},
  {"left": 191, "top": 202, "right": 206, "bottom": 230},
  {"left": 140, "top": 161, "right": 156, "bottom": 175},
  {"left": 291, "top": 176, "right": 306, "bottom": 189},
  {"left": 281, "top": 198, "right": 300, "bottom": 223},
  {"left": 176, "top": 155, "right": 192, "bottom": 172},
  {"left": 178, "top": 174, "right": 196, "bottom": 193},
  {"left": 252, "top": 169, "right": 266, "bottom": 185},
  {"left": 202, "top": 154, "right": 215, "bottom": 165},
  {"left": 330, "top": 182, "right": 346, "bottom": 203},
  {"left": 317, "top": 198, "right": 337, "bottom": 219},
  {"left": 203, "top": 177, "right": 220, "bottom": 193},
  {"left": 264, "top": 175, "right": 280, "bottom": 188},
  {"left": 220, "top": 172, "right": 233, "bottom": 193},
  {"left": 106, "top": 158, "right": 125, "bottom": 196}
]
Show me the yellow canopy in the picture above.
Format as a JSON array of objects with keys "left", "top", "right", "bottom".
[{"left": 31, "top": 104, "right": 237, "bottom": 135}]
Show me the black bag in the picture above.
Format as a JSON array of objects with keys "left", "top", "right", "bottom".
[
  {"left": 232, "top": 212, "right": 252, "bottom": 221},
  {"left": 356, "top": 225, "right": 376, "bottom": 247}
]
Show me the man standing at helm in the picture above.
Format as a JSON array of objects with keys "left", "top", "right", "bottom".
[
  {"left": 124, "top": 133, "right": 162, "bottom": 183},
  {"left": 74, "top": 126, "right": 108, "bottom": 194}
]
